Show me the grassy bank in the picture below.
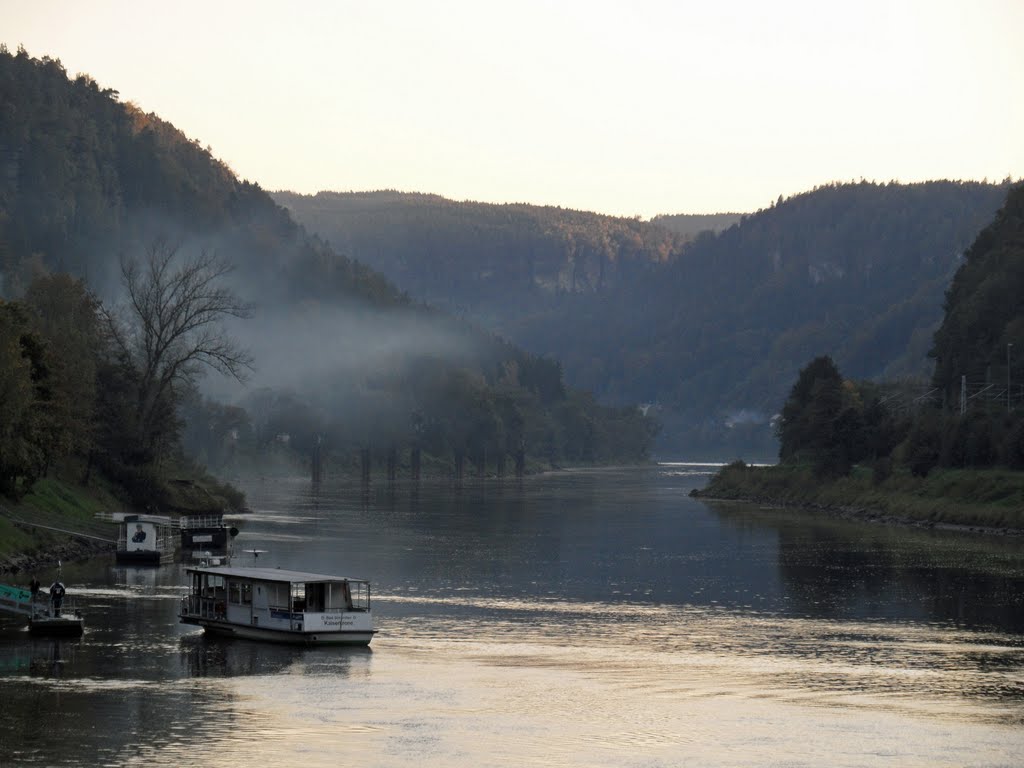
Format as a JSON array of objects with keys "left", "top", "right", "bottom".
[
  {"left": 0, "top": 476, "right": 121, "bottom": 571},
  {"left": 0, "top": 458, "right": 245, "bottom": 570},
  {"left": 695, "top": 462, "right": 1024, "bottom": 533}
]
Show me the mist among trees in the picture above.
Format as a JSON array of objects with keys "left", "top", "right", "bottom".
[{"left": 0, "top": 48, "right": 658, "bottom": 506}]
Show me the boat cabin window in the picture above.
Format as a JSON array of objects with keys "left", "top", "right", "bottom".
[
  {"left": 287, "top": 580, "right": 370, "bottom": 612},
  {"left": 264, "top": 582, "right": 288, "bottom": 609},
  {"left": 194, "top": 573, "right": 225, "bottom": 597},
  {"left": 291, "top": 582, "right": 306, "bottom": 612},
  {"left": 305, "top": 583, "right": 326, "bottom": 612},
  {"left": 347, "top": 581, "right": 370, "bottom": 612},
  {"left": 226, "top": 581, "right": 253, "bottom": 605}
]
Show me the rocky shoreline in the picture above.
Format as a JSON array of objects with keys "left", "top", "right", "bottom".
[{"left": 0, "top": 537, "right": 115, "bottom": 577}]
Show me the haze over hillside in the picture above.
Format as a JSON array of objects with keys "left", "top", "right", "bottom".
[
  {"left": 0, "top": 50, "right": 658, "bottom": 483},
  {"left": 279, "top": 181, "right": 1011, "bottom": 458}
]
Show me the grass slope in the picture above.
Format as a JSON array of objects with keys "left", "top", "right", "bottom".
[{"left": 698, "top": 462, "right": 1024, "bottom": 532}]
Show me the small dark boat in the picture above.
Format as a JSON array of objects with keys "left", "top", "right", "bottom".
[{"left": 0, "top": 571, "right": 84, "bottom": 637}]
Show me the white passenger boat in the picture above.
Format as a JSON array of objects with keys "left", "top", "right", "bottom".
[{"left": 179, "top": 565, "right": 375, "bottom": 646}]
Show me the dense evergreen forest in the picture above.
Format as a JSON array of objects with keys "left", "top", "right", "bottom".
[
  {"left": 769, "top": 182, "right": 1024, "bottom": 480},
  {"left": 701, "top": 185, "right": 1024, "bottom": 526},
  {"left": 279, "top": 182, "right": 1009, "bottom": 458},
  {"left": 0, "top": 48, "right": 657, "bottom": 507}
]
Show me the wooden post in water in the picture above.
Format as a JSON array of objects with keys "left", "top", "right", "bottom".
[
  {"left": 454, "top": 450, "right": 464, "bottom": 485},
  {"left": 311, "top": 435, "right": 323, "bottom": 484},
  {"left": 411, "top": 447, "right": 421, "bottom": 484},
  {"left": 386, "top": 445, "right": 397, "bottom": 488},
  {"left": 496, "top": 452, "right": 506, "bottom": 479},
  {"left": 361, "top": 447, "right": 371, "bottom": 487},
  {"left": 515, "top": 441, "right": 525, "bottom": 480}
]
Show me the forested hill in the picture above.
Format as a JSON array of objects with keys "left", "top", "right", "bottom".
[
  {"left": 648, "top": 212, "right": 743, "bottom": 238},
  {"left": 932, "top": 182, "right": 1024, "bottom": 401},
  {"left": 0, "top": 49, "right": 658, "bottom": 503},
  {"left": 525, "top": 181, "right": 1011, "bottom": 456},
  {"left": 281, "top": 179, "right": 1009, "bottom": 458},
  {"left": 272, "top": 190, "right": 736, "bottom": 322},
  {"left": 0, "top": 50, "right": 397, "bottom": 307}
]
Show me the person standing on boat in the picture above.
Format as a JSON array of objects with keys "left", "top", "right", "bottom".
[{"left": 49, "top": 580, "right": 65, "bottom": 616}]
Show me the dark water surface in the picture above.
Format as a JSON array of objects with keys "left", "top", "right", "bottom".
[{"left": 1, "top": 464, "right": 1022, "bottom": 766}]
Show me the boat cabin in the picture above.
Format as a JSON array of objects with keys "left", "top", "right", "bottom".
[
  {"left": 180, "top": 566, "right": 374, "bottom": 645},
  {"left": 116, "top": 514, "right": 175, "bottom": 565}
]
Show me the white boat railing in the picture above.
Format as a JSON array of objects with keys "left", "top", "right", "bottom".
[
  {"left": 179, "top": 515, "right": 226, "bottom": 529},
  {"left": 96, "top": 512, "right": 225, "bottom": 530}
]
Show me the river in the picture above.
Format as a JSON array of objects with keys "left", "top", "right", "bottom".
[{"left": 1, "top": 463, "right": 1022, "bottom": 766}]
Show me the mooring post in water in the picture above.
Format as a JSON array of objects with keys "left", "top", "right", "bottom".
[
  {"left": 411, "top": 447, "right": 421, "bottom": 484},
  {"left": 386, "top": 445, "right": 397, "bottom": 488},
  {"left": 361, "top": 447, "right": 371, "bottom": 487},
  {"left": 496, "top": 452, "right": 505, "bottom": 479},
  {"left": 311, "top": 435, "right": 323, "bottom": 484},
  {"left": 515, "top": 441, "right": 525, "bottom": 480},
  {"left": 454, "top": 450, "right": 464, "bottom": 485}
]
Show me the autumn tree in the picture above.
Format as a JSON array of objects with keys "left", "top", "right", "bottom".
[{"left": 103, "top": 240, "right": 253, "bottom": 459}]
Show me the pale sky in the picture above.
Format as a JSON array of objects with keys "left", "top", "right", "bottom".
[{"left": 3, "top": 0, "right": 1022, "bottom": 217}]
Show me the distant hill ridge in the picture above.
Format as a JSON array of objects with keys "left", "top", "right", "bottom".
[
  {"left": 272, "top": 190, "right": 727, "bottom": 319},
  {"left": 278, "top": 180, "right": 1011, "bottom": 457}
]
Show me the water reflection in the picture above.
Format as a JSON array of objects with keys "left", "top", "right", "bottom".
[
  {"left": 707, "top": 501, "right": 1024, "bottom": 632},
  {"left": 0, "top": 466, "right": 1022, "bottom": 766},
  {"left": 178, "top": 633, "right": 372, "bottom": 679},
  {"left": 0, "top": 631, "right": 80, "bottom": 677}
]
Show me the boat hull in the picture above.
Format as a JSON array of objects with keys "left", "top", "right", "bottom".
[
  {"left": 180, "top": 527, "right": 228, "bottom": 551},
  {"left": 116, "top": 549, "right": 173, "bottom": 565},
  {"left": 182, "top": 615, "right": 374, "bottom": 646},
  {"left": 29, "top": 616, "right": 84, "bottom": 637}
]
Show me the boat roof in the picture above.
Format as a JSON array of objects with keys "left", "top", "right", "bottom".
[{"left": 184, "top": 565, "right": 368, "bottom": 584}]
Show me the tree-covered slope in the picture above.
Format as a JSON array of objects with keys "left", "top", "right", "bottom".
[
  {"left": 278, "top": 178, "right": 1010, "bottom": 457},
  {"left": 272, "top": 190, "right": 694, "bottom": 322},
  {"left": 0, "top": 48, "right": 397, "bottom": 307},
  {"left": 539, "top": 180, "right": 1008, "bottom": 394},
  {"left": 931, "top": 183, "right": 1024, "bottom": 401},
  {"left": 0, "top": 48, "right": 657, "bottom": 496},
  {"left": 695, "top": 185, "right": 1024, "bottom": 524}
]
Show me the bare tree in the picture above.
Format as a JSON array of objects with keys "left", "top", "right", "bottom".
[{"left": 104, "top": 239, "right": 253, "bottom": 454}]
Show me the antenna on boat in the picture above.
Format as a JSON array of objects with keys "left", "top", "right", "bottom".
[{"left": 242, "top": 548, "right": 268, "bottom": 564}]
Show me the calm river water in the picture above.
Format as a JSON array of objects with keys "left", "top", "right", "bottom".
[{"left": 1, "top": 463, "right": 1023, "bottom": 767}]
